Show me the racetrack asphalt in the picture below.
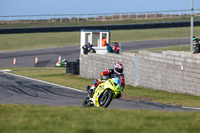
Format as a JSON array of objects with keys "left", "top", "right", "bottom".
[
  {"left": 0, "top": 38, "right": 189, "bottom": 67},
  {"left": 0, "top": 71, "right": 199, "bottom": 111}
]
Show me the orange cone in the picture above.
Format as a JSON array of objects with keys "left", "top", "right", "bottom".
[
  {"left": 35, "top": 56, "right": 38, "bottom": 64},
  {"left": 13, "top": 57, "right": 16, "bottom": 65},
  {"left": 58, "top": 56, "right": 61, "bottom": 63}
]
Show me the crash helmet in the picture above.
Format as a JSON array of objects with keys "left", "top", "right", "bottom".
[
  {"left": 193, "top": 39, "right": 199, "bottom": 46},
  {"left": 114, "top": 63, "right": 123, "bottom": 75},
  {"left": 114, "top": 42, "right": 118, "bottom": 46}
]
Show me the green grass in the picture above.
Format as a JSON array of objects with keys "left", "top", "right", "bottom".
[
  {"left": 0, "top": 104, "right": 200, "bottom": 133},
  {"left": 1, "top": 16, "right": 200, "bottom": 28},
  {"left": 0, "top": 27, "right": 200, "bottom": 52},
  {"left": 1, "top": 67, "right": 200, "bottom": 108},
  {"left": 124, "top": 86, "right": 200, "bottom": 108},
  {"left": 128, "top": 45, "right": 190, "bottom": 53},
  {"left": 0, "top": 32, "right": 80, "bottom": 51}
]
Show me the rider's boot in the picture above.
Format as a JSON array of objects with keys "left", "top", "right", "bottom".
[{"left": 88, "top": 85, "right": 96, "bottom": 97}]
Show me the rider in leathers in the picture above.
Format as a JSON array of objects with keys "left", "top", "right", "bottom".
[{"left": 89, "top": 63, "right": 125, "bottom": 98}]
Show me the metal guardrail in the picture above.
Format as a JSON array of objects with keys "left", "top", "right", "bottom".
[{"left": 1, "top": 9, "right": 200, "bottom": 23}]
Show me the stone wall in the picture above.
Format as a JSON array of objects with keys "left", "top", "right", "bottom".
[
  {"left": 139, "top": 51, "right": 200, "bottom": 96},
  {"left": 80, "top": 51, "right": 200, "bottom": 96}
]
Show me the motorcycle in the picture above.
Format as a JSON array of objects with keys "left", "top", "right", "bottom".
[
  {"left": 83, "top": 77, "right": 123, "bottom": 108},
  {"left": 55, "top": 59, "right": 67, "bottom": 67}
]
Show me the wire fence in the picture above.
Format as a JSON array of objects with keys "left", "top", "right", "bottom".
[{"left": 1, "top": 9, "right": 200, "bottom": 23}]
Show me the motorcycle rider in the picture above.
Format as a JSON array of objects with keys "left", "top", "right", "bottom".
[
  {"left": 88, "top": 63, "right": 125, "bottom": 98},
  {"left": 193, "top": 37, "right": 200, "bottom": 54}
]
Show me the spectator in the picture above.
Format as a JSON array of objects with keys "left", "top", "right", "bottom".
[
  {"left": 193, "top": 38, "right": 200, "bottom": 54},
  {"left": 193, "top": 36, "right": 200, "bottom": 43},
  {"left": 113, "top": 42, "right": 120, "bottom": 54},
  {"left": 88, "top": 44, "right": 96, "bottom": 53},
  {"left": 106, "top": 43, "right": 113, "bottom": 53},
  {"left": 102, "top": 37, "right": 107, "bottom": 47},
  {"left": 82, "top": 44, "right": 88, "bottom": 54}
]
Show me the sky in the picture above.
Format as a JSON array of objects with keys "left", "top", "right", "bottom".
[{"left": 0, "top": 0, "right": 200, "bottom": 16}]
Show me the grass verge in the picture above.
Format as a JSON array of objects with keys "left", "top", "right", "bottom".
[
  {"left": 128, "top": 45, "right": 190, "bottom": 54},
  {"left": 1, "top": 67, "right": 200, "bottom": 108},
  {"left": 0, "top": 104, "right": 200, "bottom": 133}
]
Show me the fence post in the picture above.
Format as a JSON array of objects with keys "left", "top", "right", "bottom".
[
  {"left": 179, "top": 10, "right": 181, "bottom": 17},
  {"left": 34, "top": 15, "right": 37, "bottom": 22},
  {"left": 77, "top": 14, "right": 79, "bottom": 22},
  {"left": 195, "top": 9, "right": 197, "bottom": 16},
  {"left": 112, "top": 13, "right": 114, "bottom": 20},
  {"left": 162, "top": 11, "right": 164, "bottom": 18},
  {"left": 60, "top": 14, "right": 62, "bottom": 22},
  {"left": 86, "top": 14, "right": 88, "bottom": 21},
  {"left": 134, "top": 54, "right": 139, "bottom": 86},
  {"left": 52, "top": 14, "right": 54, "bottom": 22},
  {"left": 137, "top": 12, "right": 138, "bottom": 20},
  {"left": 129, "top": 12, "right": 131, "bottom": 20},
  {"left": 171, "top": 10, "right": 173, "bottom": 18},
  {"left": 120, "top": 13, "right": 122, "bottom": 20},
  {"left": 1, "top": 16, "right": 3, "bottom": 23},
  {"left": 145, "top": 12, "right": 147, "bottom": 19},
  {"left": 69, "top": 14, "right": 71, "bottom": 22},
  {"left": 43, "top": 15, "right": 45, "bottom": 22}
]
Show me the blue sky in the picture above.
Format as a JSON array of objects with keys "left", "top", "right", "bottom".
[{"left": 0, "top": 0, "right": 199, "bottom": 16}]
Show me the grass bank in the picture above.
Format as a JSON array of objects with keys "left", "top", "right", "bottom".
[
  {"left": 0, "top": 104, "right": 200, "bottom": 133},
  {"left": 0, "top": 27, "right": 200, "bottom": 52},
  {"left": 128, "top": 45, "right": 190, "bottom": 54},
  {"left": 1, "top": 67, "right": 200, "bottom": 108}
]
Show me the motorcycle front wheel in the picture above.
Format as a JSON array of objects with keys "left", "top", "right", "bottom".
[
  {"left": 99, "top": 90, "right": 114, "bottom": 108},
  {"left": 83, "top": 97, "right": 93, "bottom": 107}
]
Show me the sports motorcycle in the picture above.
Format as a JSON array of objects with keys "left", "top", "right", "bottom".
[
  {"left": 83, "top": 77, "right": 123, "bottom": 108},
  {"left": 55, "top": 59, "right": 67, "bottom": 67}
]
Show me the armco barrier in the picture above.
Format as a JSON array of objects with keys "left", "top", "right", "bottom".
[{"left": 0, "top": 21, "right": 200, "bottom": 34}]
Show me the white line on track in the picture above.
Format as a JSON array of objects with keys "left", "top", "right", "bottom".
[
  {"left": 3, "top": 71, "right": 85, "bottom": 93},
  {"left": 181, "top": 106, "right": 200, "bottom": 110}
]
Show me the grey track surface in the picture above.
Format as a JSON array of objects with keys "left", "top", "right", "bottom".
[
  {"left": 0, "top": 72, "right": 198, "bottom": 111},
  {"left": 0, "top": 38, "right": 189, "bottom": 67}
]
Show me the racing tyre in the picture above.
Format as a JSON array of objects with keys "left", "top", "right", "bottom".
[
  {"left": 83, "top": 97, "right": 93, "bottom": 107},
  {"left": 99, "top": 90, "right": 114, "bottom": 108}
]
